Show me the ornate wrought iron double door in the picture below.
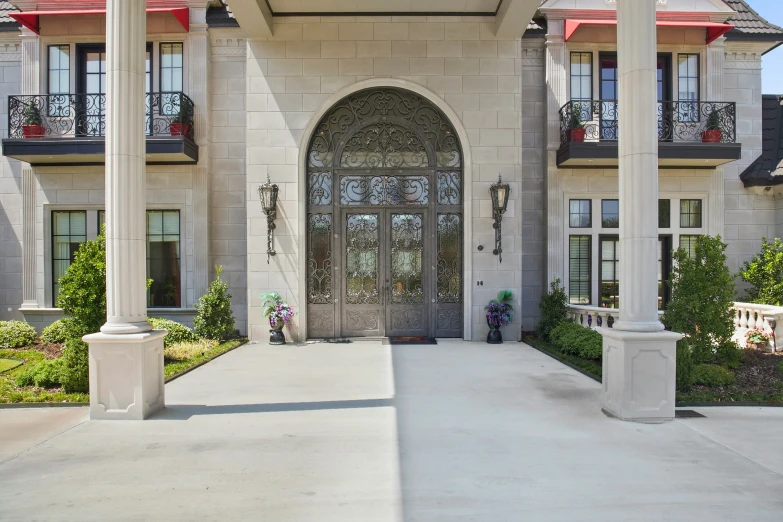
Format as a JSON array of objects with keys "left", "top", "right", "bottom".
[{"left": 340, "top": 209, "right": 429, "bottom": 337}]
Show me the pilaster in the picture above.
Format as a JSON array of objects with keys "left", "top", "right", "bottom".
[
  {"left": 189, "top": 10, "right": 211, "bottom": 302},
  {"left": 20, "top": 29, "right": 38, "bottom": 95},
  {"left": 546, "top": 20, "right": 567, "bottom": 286},
  {"left": 21, "top": 168, "right": 37, "bottom": 308},
  {"left": 707, "top": 38, "right": 725, "bottom": 237}
]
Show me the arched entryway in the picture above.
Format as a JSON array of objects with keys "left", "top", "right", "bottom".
[{"left": 304, "top": 86, "right": 465, "bottom": 338}]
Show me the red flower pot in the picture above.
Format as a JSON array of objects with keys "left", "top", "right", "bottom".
[
  {"left": 567, "top": 128, "right": 586, "bottom": 142},
  {"left": 701, "top": 129, "right": 722, "bottom": 143},
  {"left": 22, "top": 124, "right": 45, "bottom": 138},
  {"left": 169, "top": 123, "right": 192, "bottom": 137}
]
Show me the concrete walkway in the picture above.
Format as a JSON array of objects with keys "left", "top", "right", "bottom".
[{"left": 1, "top": 340, "right": 782, "bottom": 521}]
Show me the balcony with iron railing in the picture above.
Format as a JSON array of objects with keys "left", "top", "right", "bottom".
[
  {"left": 2, "top": 92, "right": 198, "bottom": 165},
  {"left": 556, "top": 100, "right": 741, "bottom": 168}
]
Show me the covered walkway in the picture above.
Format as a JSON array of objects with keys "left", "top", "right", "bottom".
[{"left": 1, "top": 340, "right": 782, "bottom": 520}]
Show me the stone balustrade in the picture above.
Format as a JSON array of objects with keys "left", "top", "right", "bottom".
[
  {"left": 732, "top": 302, "right": 783, "bottom": 352},
  {"left": 567, "top": 302, "right": 783, "bottom": 353}
]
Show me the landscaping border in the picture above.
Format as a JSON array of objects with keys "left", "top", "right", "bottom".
[
  {"left": 0, "top": 339, "right": 247, "bottom": 408},
  {"left": 164, "top": 339, "right": 247, "bottom": 383},
  {"left": 522, "top": 338, "right": 783, "bottom": 408}
]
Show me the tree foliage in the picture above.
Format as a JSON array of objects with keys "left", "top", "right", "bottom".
[
  {"left": 536, "top": 279, "right": 569, "bottom": 340},
  {"left": 662, "top": 235, "right": 741, "bottom": 367},
  {"left": 56, "top": 231, "right": 107, "bottom": 337},
  {"left": 194, "top": 265, "right": 235, "bottom": 341},
  {"left": 738, "top": 237, "right": 783, "bottom": 306}
]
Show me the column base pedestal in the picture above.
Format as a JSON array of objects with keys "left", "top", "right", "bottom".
[
  {"left": 83, "top": 330, "right": 167, "bottom": 420},
  {"left": 600, "top": 328, "right": 682, "bottom": 423}
]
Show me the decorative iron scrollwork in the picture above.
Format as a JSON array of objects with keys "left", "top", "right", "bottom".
[
  {"left": 308, "top": 172, "right": 332, "bottom": 206},
  {"left": 436, "top": 171, "right": 461, "bottom": 205},
  {"left": 340, "top": 121, "right": 428, "bottom": 168},
  {"left": 7, "top": 92, "right": 195, "bottom": 140},
  {"left": 307, "top": 214, "right": 332, "bottom": 304},
  {"left": 345, "top": 214, "right": 380, "bottom": 305},
  {"left": 346, "top": 310, "right": 379, "bottom": 331},
  {"left": 340, "top": 175, "right": 429, "bottom": 206},
  {"left": 437, "top": 310, "right": 462, "bottom": 330},
  {"left": 437, "top": 214, "right": 462, "bottom": 303},
  {"left": 391, "top": 310, "right": 423, "bottom": 330},
  {"left": 390, "top": 214, "right": 424, "bottom": 304},
  {"left": 307, "top": 88, "right": 461, "bottom": 168}
]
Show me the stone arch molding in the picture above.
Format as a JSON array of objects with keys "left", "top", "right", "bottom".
[{"left": 296, "top": 78, "right": 474, "bottom": 341}]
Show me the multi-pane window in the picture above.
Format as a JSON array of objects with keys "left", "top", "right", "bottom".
[
  {"left": 98, "top": 210, "right": 105, "bottom": 231},
  {"left": 658, "top": 199, "right": 671, "bottom": 228},
  {"left": 680, "top": 235, "right": 700, "bottom": 259},
  {"left": 600, "top": 237, "right": 620, "bottom": 308},
  {"left": 160, "top": 43, "right": 184, "bottom": 116},
  {"left": 680, "top": 199, "right": 702, "bottom": 228},
  {"left": 599, "top": 53, "right": 618, "bottom": 139},
  {"left": 601, "top": 199, "right": 619, "bottom": 228},
  {"left": 147, "top": 210, "right": 181, "bottom": 308},
  {"left": 52, "top": 211, "right": 86, "bottom": 303},
  {"left": 678, "top": 54, "right": 699, "bottom": 122},
  {"left": 658, "top": 237, "right": 672, "bottom": 311},
  {"left": 569, "top": 199, "right": 591, "bottom": 228},
  {"left": 570, "top": 52, "right": 592, "bottom": 101},
  {"left": 569, "top": 236, "right": 591, "bottom": 305},
  {"left": 48, "top": 45, "right": 70, "bottom": 116}
]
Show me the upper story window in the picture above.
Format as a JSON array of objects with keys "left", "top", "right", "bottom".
[
  {"left": 678, "top": 54, "right": 699, "bottom": 103},
  {"left": 601, "top": 199, "right": 619, "bottom": 228},
  {"left": 570, "top": 52, "right": 592, "bottom": 102},
  {"left": 48, "top": 45, "right": 70, "bottom": 96},
  {"left": 160, "top": 43, "right": 184, "bottom": 92}
]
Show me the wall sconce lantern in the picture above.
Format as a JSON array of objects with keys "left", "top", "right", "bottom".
[
  {"left": 489, "top": 174, "right": 510, "bottom": 262},
  {"left": 257, "top": 175, "right": 279, "bottom": 264}
]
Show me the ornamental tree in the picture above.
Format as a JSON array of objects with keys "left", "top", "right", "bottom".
[{"left": 739, "top": 237, "right": 783, "bottom": 306}]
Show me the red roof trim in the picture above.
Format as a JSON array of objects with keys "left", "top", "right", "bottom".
[
  {"left": 9, "top": 7, "right": 189, "bottom": 35},
  {"left": 565, "top": 19, "right": 734, "bottom": 45}
]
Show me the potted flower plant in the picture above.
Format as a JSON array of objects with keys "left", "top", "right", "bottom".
[
  {"left": 745, "top": 327, "right": 773, "bottom": 352},
  {"left": 169, "top": 100, "right": 193, "bottom": 138},
  {"left": 701, "top": 109, "right": 722, "bottom": 143},
  {"left": 485, "top": 290, "right": 513, "bottom": 344},
  {"left": 260, "top": 292, "right": 296, "bottom": 345},
  {"left": 567, "top": 104, "right": 586, "bottom": 143},
  {"left": 22, "top": 101, "right": 45, "bottom": 138}
]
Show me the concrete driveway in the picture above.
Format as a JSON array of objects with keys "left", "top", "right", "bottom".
[{"left": 1, "top": 340, "right": 782, "bottom": 521}]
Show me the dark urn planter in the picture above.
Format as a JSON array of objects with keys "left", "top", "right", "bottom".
[
  {"left": 22, "top": 124, "right": 45, "bottom": 138},
  {"left": 701, "top": 129, "right": 722, "bottom": 143},
  {"left": 269, "top": 319, "right": 286, "bottom": 345},
  {"left": 486, "top": 318, "right": 503, "bottom": 344},
  {"left": 567, "top": 128, "right": 586, "bottom": 142},
  {"left": 169, "top": 122, "right": 192, "bottom": 137}
]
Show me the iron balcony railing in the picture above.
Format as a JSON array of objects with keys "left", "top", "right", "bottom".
[
  {"left": 559, "top": 99, "right": 737, "bottom": 147},
  {"left": 8, "top": 92, "right": 195, "bottom": 140}
]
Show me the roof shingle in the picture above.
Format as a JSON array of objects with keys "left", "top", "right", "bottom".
[
  {"left": 740, "top": 95, "right": 783, "bottom": 187},
  {"left": 0, "top": 1, "right": 20, "bottom": 28},
  {"left": 723, "top": 0, "right": 783, "bottom": 40}
]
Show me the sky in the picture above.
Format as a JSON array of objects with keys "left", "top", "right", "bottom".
[{"left": 754, "top": 0, "right": 783, "bottom": 94}]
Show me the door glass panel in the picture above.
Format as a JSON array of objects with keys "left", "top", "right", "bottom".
[
  {"left": 390, "top": 214, "right": 424, "bottom": 304},
  {"left": 436, "top": 171, "right": 461, "bottom": 205},
  {"left": 437, "top": 214, "right": 462, "bottom": 303},
  {"left": 340, "top": 175, "right": 429, "bottom": 206},
  {"left": 346, "top": 214, "right": 380, "bottom": 304},
  {"left": 307, "top": 214, "right": 332, "bottom": 304}
]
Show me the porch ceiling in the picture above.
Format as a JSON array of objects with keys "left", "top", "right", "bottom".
[{"left": 267, "top": 0, "right": 502, "bottom": 15}]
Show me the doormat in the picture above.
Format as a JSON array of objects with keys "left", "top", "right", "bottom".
[
  {"left": 675, "top": 409, "right": 706, "bottom": 418},
  {"left": 386, "top": 336, "right": 437, "bottom": 345}
]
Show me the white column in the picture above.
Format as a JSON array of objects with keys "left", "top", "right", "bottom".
[
  {"left": 600, "top": 0, "right": 681, "bottom": 423},
  {"left": 707, "top": 38, "right": 726, "bottom": 238},
  {"left": 83, "top": 0, "right": 165, "bottom": 420},
  {"left": 545, "top": 19, "right": 567, "bottom": 285},
  {"left": 21, "top": 168, "right": 37, "bottom": 308}
]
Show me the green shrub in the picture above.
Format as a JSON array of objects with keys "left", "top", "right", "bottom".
[
  {"left": 549, "top": 321, "right": 603, "bottom": 360},
  {"left": 691, "top": 364, "right": 735, "bottom": 387},
  {"left": 56, "top": 230, "right": 107, "bottom": 337},
  {"left": 662, "top": 235, "right": 739, "bottom": 366},
  {"left": 40, "top": 318, "right": 74, "bottom": 345},
  {"left": 777, "top": 360, "right": 783, "bottom": 376},
  {"left": 676, "top": 339, "right": 694, "bottom": 392},
  {"left": 14, "top": 358, "right": 66, "bottom": 389},
  {"left": 148, "top": 317, "right": 196, "bottom": 347},
  {"left": 60, "top": 338, "right": 89, "bottom": 393},
  {"left": 0, "top": 320, "right": 37, "bottom": 348},
  {"left": 738, "top": 237, "right": 783, "bottom": 306},
  {"left": 194, "top": 265, "right": 235, "bottom": 341},
  {"left": 536, "top": 279, "right": 569, "bottom": 340}
]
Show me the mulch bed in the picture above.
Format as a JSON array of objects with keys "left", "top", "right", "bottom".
[
  {"left": 6, "top": 340, "right": 64, "bottom": 359},
  {"left": 687, "top": 349, "right": 783, "bottom": 401}
]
